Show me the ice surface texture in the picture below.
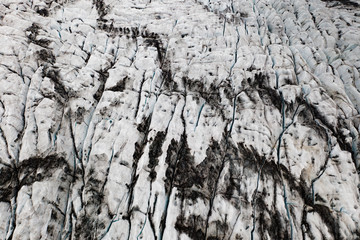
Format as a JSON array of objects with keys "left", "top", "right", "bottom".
[{"left": 0, "top": 0, "right": 360, "bottom": 239}]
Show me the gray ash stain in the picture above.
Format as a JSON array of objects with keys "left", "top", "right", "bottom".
[
  {"left": 222, "top": 141, "right": 242, "bottom": 203},
  {"left": 93, "top": 0, "right": 110, "bottom": 20},
  {"left": 248, "top": 72, "right": 282, "bottom": 111},
  {"left": 37, "top": 49, "right": 55, "bottom": 63},
  {"left": 148, "top": 131, "right": 166, "bottom": 181},
  {"left": 42, "top": 67, "right": 68, "bottom": 100},
  {"left": 107, "top": 76, "right": 127, "bottom": 92},
  {"left": 0, "top": 155, "right": 70, "bottom": 202},
  {"left": 165, "top": 138, "right": 225, "bottom": 200},
  {"left": 93, "top": 69, "right": 110, "bottom": 102},
  {"left": 164, "top": 138, "right": 179, "bottom": 193},
  {"left": 75, "top": 106, "right": 86, "bottom": 124},
  {"left": 322, "top": 0, "right": 359, "bottom": 7},
  {"left": 175, "top": 214, "right": 206, "bottom": 240},
  {"left": 35, "top": 7, "right": 49, "bottom": 17},
  {"left": 144, "top": 37, "right": 166, "bottom": 63},
  {"left": 25, "top": 23, "right": 51, "bottom": 48},
  {"left": 170, "top": 135, "right": 199, "bottom": 189},
  {"left": 185, "top": 77, "right": 222, "bottom": 109}
]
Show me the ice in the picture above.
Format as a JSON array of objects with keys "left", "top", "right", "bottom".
[{"left": 0, "top": 0, "right": 360, "bottom": 239}]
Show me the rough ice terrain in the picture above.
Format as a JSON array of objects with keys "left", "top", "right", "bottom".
[{"left": 0, "top": 0, "right": 360, "bottom": 239}]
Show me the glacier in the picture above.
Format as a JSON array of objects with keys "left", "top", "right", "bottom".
[{"left": 0, "top": 0, "right": 360, "bottom": 239}]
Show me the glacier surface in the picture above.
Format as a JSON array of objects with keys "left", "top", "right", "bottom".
[{"left": 0, "top": 0, "right": 360, "bottom": 239}]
